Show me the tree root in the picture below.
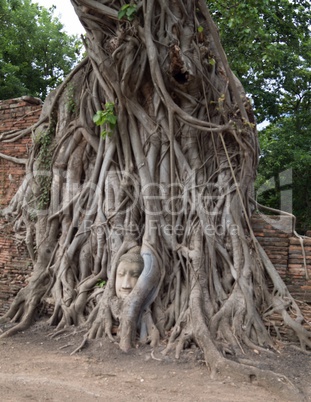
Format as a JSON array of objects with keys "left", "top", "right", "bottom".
[
  {"left": 70, "top": 335, "right": 89, "bottom": 355},
  {"left": 209, "top": 357, "right": 305, "bottom": 402}
]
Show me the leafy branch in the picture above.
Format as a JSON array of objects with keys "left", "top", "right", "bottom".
[
  {"left": 93, "top": 102, "right": 117, "bottom": 138},
  {"left": 118, "top": 3, "right": 137, "bottom": 21}
]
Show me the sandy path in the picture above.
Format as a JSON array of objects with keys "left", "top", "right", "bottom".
[{"left": 0, "top": 323, "right": 307, "bottom": 402}]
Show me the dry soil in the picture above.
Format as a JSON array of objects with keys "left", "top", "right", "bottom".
[{"left": 0, "top": 321, "right": 310, "bottom": 402}]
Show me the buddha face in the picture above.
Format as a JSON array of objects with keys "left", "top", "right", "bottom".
[{"left": 115, "top": 260, "right": 143, "bottom": 299}]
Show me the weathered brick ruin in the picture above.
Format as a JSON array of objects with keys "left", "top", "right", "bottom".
[
  {"left": 252, "top": 214, "right": 311, "bottom": 303},
  {"left": 0, "top": 97, "right": 310, "bottom": 316},
  {"left": 0, "top": 97, "right": 42, "bottom": 314},
  {"left": 0, "top": 96, "right": 42, "bottom": 206}
]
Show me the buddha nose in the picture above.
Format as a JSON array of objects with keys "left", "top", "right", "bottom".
[{"left": 122, "top": 273, "right": 132, "bottom": 289}]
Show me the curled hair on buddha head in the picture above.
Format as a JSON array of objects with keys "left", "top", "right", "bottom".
[{"left": 118, "top": 246, "right": 144, "bottom": 269}]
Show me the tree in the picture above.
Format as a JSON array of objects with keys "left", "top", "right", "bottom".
[
  {"left": 0, "top": 1, "right": 310, "bottom": 399},
  {"left": 209, "top": 0, "right": 311, "bottom": 123},
  {"left": 208, "top": 1, "right": 311, "bottom": 233},
  {"left": 0, "top": 0, "right": 82, "bottom": 100},
  {"left": 256, "top": 110, "right": 311, "bottom": 233}
]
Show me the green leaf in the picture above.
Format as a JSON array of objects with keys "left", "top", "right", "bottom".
[
  {"left": 101, "top": 129, "right": 108, "bottom": 138},
  {"left": 118, "top": 9, "right": 127, "bottom": 20},
  {"left": 93, "top": 111, "right": 104, "bottom": 125},
  {"left": 105, "top": 102, "right": 115, "bottom": 112},
  {"left": 93, "top": 102, "right": 117, "bottom": 136},
  {"left": 106, "top": 114, "right": 117, "bottom": 126},
  {"left": 96, "top": 279, "right": 106, "bottom": 288},
  {"left": 126, "top": 7, "right": 137, "bottom": 20},
  {"left": 118, "top": 4, "right": 137, "bottom": 21}
]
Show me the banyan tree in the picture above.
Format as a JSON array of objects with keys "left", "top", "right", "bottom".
[{"left": 1, "top": 0, "right": 310, "bottom": 398}]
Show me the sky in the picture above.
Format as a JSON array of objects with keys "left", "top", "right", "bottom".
[{"left": 35, "top": 0, "right": 85, "bottom": 35}]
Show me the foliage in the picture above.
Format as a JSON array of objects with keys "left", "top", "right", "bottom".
[
  {"left": 256, "top": 111, "right": 311, "bottom": 233},
  {"left": 208, "top": 1, "right": 311, "bottom": 231},
  {"left": 93, "top": 102, "right": 117, "bottom": 138},
  {"left": 118, "top": 3, "right": 137, "bottom": 21},
  {"left": 96, "top": 279, "right": 106, "bottom": 288},
  {"left": 0, "top": 0, "right": 82, "bottom": 100},
  {"left": 209, "top": 0, "right": 311, "bottom": 123},
  {"left": 36, "top": 126, "right": 54, "bottom": 209},
  {"left": 65, "top": 84, "right": 77, "bottom": 115}
]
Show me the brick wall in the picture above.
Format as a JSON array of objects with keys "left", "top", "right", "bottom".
[
  {"left": 252, "top": 214, "right": 311, "bottom": 303},
  {"left": 0, "top": 97, "right": 42, "bottom": 315},
  {"left": 288, "top": 238, "right": 311, "bottom": 301},
  {"left": 0, "top": 223, "right": 33, "bottom": 315},
  {"left": 0, "top": 96, "right": 42, "bottom": 207}
]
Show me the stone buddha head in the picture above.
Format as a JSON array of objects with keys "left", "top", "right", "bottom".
[{"left": 115, "top": 247, "right": 144, "bottom": 299}]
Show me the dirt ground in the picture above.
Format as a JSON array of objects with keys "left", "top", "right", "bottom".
[{"left": 0, "top": 321, "right": 310, "bottom": 402}]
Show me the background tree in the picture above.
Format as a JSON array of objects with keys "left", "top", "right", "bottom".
[
  {"left": 209, "top": 0, "right": 311, "bottom": 122},
  {"left": 256, "top": 110, "right": 311, "bottom": 233},
  {"left": 208, "top": 0, "right": 311, "bottom": 232},
  {"left": 0, "top": 1, "right": 310, "bottom": 399},
  {"left": 0, "top": 0, "right": 82, "bottom": 100}
]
